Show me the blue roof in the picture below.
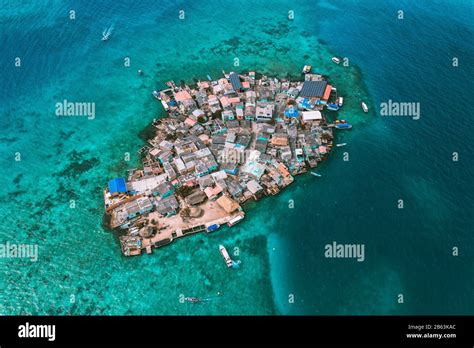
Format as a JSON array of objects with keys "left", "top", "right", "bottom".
[
  {"left": 285, "top": 107, "right": 299, "bottom": 117},
  {"left": 229, "top": 72, "right": 243, "bottom": 91},
  {"left": 108, "top": 178, "right": 127, "bottom": 193},
  {"left": 300, "top": 81, "right": 328, "bottom": 98}
]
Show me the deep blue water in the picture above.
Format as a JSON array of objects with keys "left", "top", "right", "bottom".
[{"left": 0, "top": 0, "right": 472, "bottom": 315}]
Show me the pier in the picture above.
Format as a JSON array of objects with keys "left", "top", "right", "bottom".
[{"left": 137, "top": 200, "right": 245, "bottom": 256}]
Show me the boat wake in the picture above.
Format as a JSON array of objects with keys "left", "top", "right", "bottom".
[
  {"left": 102, "top": 24, "right": 114, "bottom": 41},
  {"left": 184, "top": 295, "right": 222, "bottom": 303}
]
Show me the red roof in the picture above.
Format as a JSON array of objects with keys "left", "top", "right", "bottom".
[
  {"left": 228, "top": 97, "right": 241, "bottom": 103},
  {"left": 322, "top": 84, "right": 332, "bottom": 101},
  {"left": 175, "top": 91, "right": 192, "bottom": 102},
  {"left": 185, "top": 118, "right": 196, "bottom": 126}
]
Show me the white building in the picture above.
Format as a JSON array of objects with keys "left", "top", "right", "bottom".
[
  {"left": 256, "top": 102, "right": 274, "bottom": 122},
  {"left": 301, "top": 110, "right": 322, "bottom": 122}
]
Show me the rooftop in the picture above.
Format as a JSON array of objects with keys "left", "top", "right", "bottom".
[{"left": 300, "top": 80, "right": 328, "bottom": 98}]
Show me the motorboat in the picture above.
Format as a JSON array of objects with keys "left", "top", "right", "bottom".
[
  {"left": 361, "top": 102, "right": 369, "bottom": 113},
  {"left": 102, "top": 25, "right": 113, "bottom": 41},
  {"left": 219, "top": 245, "right": 234, "bottom": 268}
]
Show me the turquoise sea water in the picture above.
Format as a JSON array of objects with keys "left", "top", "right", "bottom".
[{"left": 0, "top": 0, "right": 473, "bottom": 315}]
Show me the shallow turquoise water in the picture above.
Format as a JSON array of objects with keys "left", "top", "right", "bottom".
[{"left": 0, "top": 0, "right": 473, "bottom": 315}]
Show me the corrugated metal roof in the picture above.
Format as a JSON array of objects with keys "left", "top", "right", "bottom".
[
  {"left": 229, "top": 72, "right": 243, "bottom": 91},
  {"left": 300, "top": 81, "right": 328, "bottom": 97},
  {"left": 108, "top": 178, "right": 127, "bottom": 193}
]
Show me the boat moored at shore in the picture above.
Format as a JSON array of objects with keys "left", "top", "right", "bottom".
[
  {"left": 335, "top": 120, "right": 352, "bottom": 129},
  {"left": 227, "top": 214, "right": 244, "bottom": 227},
  {"left": 206, "top": 224, "right": 220, "bottom": 232},
  {"left": 335, "top": 123, "right": 352, "bottom": 129},
  {"left": 327, "top": 103, "right": 339, "bottom": 111}
]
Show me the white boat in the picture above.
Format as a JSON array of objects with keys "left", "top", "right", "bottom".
[
  {"left": 361, "top": 102, "right": 369, "bottom": 113},
  {"left": 161, "top": 100, "right": 169, "bottom": 111},
  {"left": 332, "top": 57, "right": 341, "bottom": 64},
  {"left": 227, "top": 214, "right": 244, "bottom": 227},
  {"left": 336, "top": 143, "right": 347, "bottom": 147},
  {"left": 311, "top": 172, "right": 322, "bottom": 177},
  {"left": 219, "top": 245, "right": 233, "bottom": 268},
  {"left": 338, "top": 97, "right": 344, "bottom": 107},
  {"left": 152, "top": 90, "right": 170, "bottom": 110},
  {"left": 302, "top": 65, "right": 312, "bottom": 74}
]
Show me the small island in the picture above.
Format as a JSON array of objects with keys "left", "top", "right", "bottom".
[{"left": 104, "top": 68, "right": 351, "bottom": 256}]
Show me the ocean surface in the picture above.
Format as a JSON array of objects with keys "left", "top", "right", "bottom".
[{"left": 0, "top": 0, "right": 472, "bottom": 315}]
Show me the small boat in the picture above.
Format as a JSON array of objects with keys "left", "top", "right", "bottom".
[
  {"left": 338, "top": 97, "right": 344, "bottom": 107},
  {"left": 227, "top": 214, "right": 244, "bottom": 227},
  {"left": 336, "top": 143, "right": 347, "bottom": 147},
  {"left": 152, "top": 91, "right": 170, "bottom": 110},
  {"left": 206, "top": 224, "right": 220, "bottom": 232},
  {"left": 207, "top": 75, "right": 212, "bottom": 81},
  {"left": 161, "top": 101, "right": 169, "bottom": 111},
  {"left": 361, "top": 102, "right": 369, "bottom": 113},
  {"left": 311, "top": 172, "right": 322, "bottom": 177},
  {"left": 327, "top": 103, "right": 339, "bottom": 111},
  {"left": 219, "top": 245, "right": 234, "bottom": 268},
  {"left": 102, "top": 25, "right": 113, "bottom": 41},
  {"left": 184, "top": 297, "right": 201, "bottom": 303},
  {"left": 302, "top": 65, "right": 312, "bottom": 74},
  {"left": 335, "top": 123, "right": 352, "bottom": 130},
  {"left": 332, "top": 57, "right": 341, "bottom": 64}
]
